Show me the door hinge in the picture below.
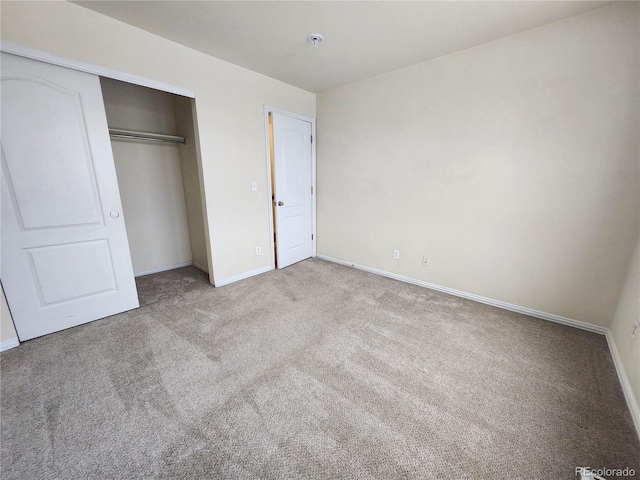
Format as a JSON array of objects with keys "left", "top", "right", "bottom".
[
  {"left": 312, "top": 234, "right": 314, "bottom": 240},
  {"left": 311, "top": 135, "right": 313, "bottom": 143},
  {"left": 311, "top": 186, "right": 314, "bottom": 194}
]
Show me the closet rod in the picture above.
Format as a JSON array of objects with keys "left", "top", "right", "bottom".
[{"left": 109, "top": 128, "right": 186, "bottom": 145}]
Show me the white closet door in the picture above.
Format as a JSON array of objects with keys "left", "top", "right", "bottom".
[{"left": 1, "top": 53, "right": 139, "bottom": 341}]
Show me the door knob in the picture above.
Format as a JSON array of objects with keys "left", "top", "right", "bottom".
[
  {"left": 110, "top": 211, "right": 120, "bottom": 219},
  {"left": 277, "top": 201, "right": 284, "bottom": 206}
]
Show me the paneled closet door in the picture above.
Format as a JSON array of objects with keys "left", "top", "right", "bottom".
[{"left": 1, "top": 53, "right": 139, "bottom": 341}]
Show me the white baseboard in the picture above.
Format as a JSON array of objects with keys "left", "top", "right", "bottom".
[
  {"left": 0, "top": 338, "right": 20, "bottom": 352},
  {"left": 214, "top": 265, "right": 273, "bottom": 287},
  {"left": 192, "top": 262, "right": 209, "bottom": 274},
  {"left": 605, "top": 331, "right": 640, "bottom": 442},
  {"left": 135, "top": 262, "right": 193, "bottom": 277},
  {"left": 316, "top": 254, "right": 608, "bottom": 335}
]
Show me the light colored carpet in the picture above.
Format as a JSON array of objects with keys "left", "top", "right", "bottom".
[{"left": 1, "top": 258, "right": 638, "bottom": 479}]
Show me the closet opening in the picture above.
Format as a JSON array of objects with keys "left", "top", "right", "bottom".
[{"left": 99, "top": 78, "right": 209, "bottom": 285}]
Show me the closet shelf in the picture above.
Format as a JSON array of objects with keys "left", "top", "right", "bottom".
[{"left": 109, "top": 128, "right": 186, "bottom": 145}]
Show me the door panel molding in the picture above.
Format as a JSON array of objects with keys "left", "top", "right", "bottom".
[
  {"left": 2, "top": 77, "right": 105, "bottom": 230},
  {"left": 26, "top": 239, "right": 118, "bottom": 306}
]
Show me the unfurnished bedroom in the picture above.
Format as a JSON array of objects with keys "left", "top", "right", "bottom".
[{"left": 1, "top": 1, "right": 638, "bottom": 478}]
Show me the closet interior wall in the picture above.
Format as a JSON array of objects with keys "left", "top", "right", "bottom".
[
  {"left": 173, "top": 95, "right": 208, "bottom": 273},
  {"left": 99, "top": 78, "right": 208, "bottom": 276}
]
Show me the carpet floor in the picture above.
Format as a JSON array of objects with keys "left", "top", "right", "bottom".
[{"left": 1, "top": 258, "right": 639, "bottom": 479}]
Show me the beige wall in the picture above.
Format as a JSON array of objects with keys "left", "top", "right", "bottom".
[
  {"left": 101, "top": 78, "right": 193, "bottom": 275},
  {"left": 611, "top": 236, "right": 640, "bottom": 411},
  {"left": 0, "top": 1, "right": 315, "bottom": 284},
  {"left": 174, "top": 96, "right": 209, "bottom": 272},
  {"left": 317, "top": 3, "right": 639, "bottom": 327},
  {"left": 1, "top": 285, "right": 18, "bottom": 348}
]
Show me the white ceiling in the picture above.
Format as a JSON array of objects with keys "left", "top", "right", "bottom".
[{"left": 74, "top": 1, "right": 612, "bottom": 93}]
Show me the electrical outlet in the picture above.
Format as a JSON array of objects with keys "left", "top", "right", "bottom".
[
  {"left": 393, "top": 250, "right": 400, "bottom": 260},
  {"left": 422, "top": 255, "right": 430, "bottom": 266},
  {"left": 251, "top": 181, "right": 258, "bottom": 192},
  {"left": 256, "top": 246, "right": 261, "bottom": 255}
]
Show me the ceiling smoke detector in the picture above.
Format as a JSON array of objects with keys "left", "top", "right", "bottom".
[{"left": 307, "top": 34, "right": 324, "bottom": 48}]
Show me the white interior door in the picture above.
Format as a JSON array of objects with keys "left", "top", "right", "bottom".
[
  {"left": 1, "top": 53, "right": 139, "bottom": 341},
  {"left": 272, "top": 112, "right": 313, "bottom": 269}
]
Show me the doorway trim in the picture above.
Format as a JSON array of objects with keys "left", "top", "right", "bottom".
[{"left": 263, "top": 106, "right": 316, "bottom": 270}]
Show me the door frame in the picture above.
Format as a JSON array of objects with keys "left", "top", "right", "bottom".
[
  {"left": 1, "top": 41, "right": 195, "bottom": 98},
  {"left": 263, "top": 106, "right": 316, "bottom": 270}
]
